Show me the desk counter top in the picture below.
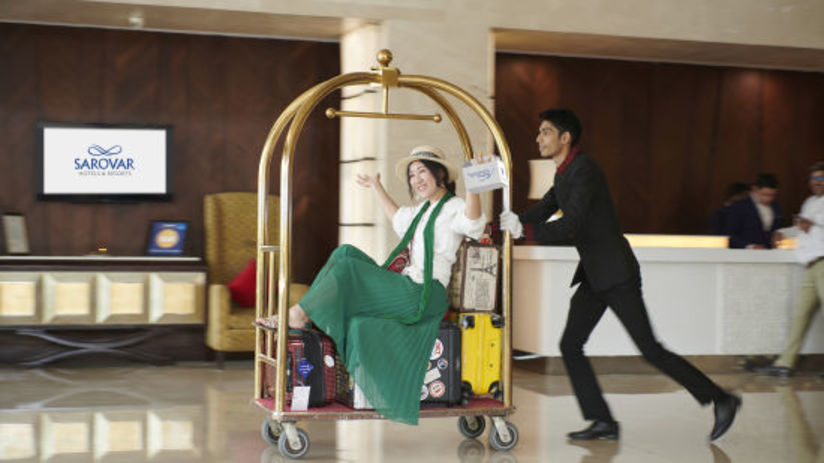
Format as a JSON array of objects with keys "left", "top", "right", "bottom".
[{"left": 515, "top": 244, "right": 799, "bottom": 264}]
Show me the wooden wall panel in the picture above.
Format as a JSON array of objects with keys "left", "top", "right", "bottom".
[
  {"left": 496, "top": 53, "right": 824, "bottom": 234},
  {"left": 0, "top": 24, "right": 340, "bottom": 284}
]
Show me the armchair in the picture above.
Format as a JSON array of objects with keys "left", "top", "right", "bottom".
[{"left": 203, "top": 192, "right": 309, "bottom": 366}]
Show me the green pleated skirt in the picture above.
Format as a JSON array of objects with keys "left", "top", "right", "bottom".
[{"left": 299, "top": 244, "right": 448, "bottom": 425}]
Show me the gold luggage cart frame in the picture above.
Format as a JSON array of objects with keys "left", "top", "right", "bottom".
[{"left": 253, "top": 50, "right": 517, "bottom": 459}]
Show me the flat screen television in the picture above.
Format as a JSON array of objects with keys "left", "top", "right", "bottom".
[{"left": 36, "top": 122, "right": 173, "bottom": 201}]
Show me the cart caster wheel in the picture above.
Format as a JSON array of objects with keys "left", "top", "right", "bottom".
[
  {"left": 261, "top": 420, "right": 282, "bottom": 446},
  {"left": 278, "top": 427, "right": 309, "bottom": 459},
  {"left": 488, "top": 421, "right": 519, "bottom": 451},
  {"left": 458, "top": 416, "right": 486, "bottom": 438}
]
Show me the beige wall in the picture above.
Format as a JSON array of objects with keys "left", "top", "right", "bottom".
[{"left": 5, "top": 0, "right": 821, "bottom": 258}]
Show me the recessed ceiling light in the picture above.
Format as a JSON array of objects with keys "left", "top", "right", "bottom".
[{"left": 128, "top": 13, "right": 144, "bottom": 29}]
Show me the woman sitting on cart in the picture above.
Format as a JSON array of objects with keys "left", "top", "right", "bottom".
[{"left": 273, "top": 145, "right": 485, "bottom": 425}]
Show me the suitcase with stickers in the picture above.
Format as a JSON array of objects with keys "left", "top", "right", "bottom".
[
  {"left": 421, "top": 321, "right": 462, "bottom": 406},
  {"left": 458, "top": 313, "right": 502, "bottom": 400},
  {"left": 261, "top": 329, "right": 338, "bottom": 408},
  {"left": 335, "top": 321, "right": 462, "bottom": 409}
]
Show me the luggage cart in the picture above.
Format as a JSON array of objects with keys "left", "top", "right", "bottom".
[{"left": 253, "top": 49, "right": 519, "bottom": 459}]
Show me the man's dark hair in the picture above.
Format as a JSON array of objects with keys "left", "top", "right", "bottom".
[
  {"left": 724, "top": 182, "right": 750, "bottom": 200},
  {"left": 754, "top": 173, "right": 778, "bottom": 189},
  {"left": 538, "top": 108, "right": 582, "bottom": 147},
  {"left": 809, "top": 161, "right": 824, "bottom": 173}
]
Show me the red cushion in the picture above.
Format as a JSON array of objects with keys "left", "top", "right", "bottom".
[{"left": 227, "top": 259, "right": 258, "bottom": 308}]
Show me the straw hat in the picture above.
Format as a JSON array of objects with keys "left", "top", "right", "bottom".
[{"left": 394, "top": 145, "right": 459, "bottom": 184}]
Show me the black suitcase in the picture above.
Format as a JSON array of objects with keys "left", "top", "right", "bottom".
[{"left": 421, "top": 321, "right": 462, "bottom": 406}]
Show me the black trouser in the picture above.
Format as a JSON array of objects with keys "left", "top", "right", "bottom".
[{"left": 559, "top": 277, "right": 725, "bottom": 422}]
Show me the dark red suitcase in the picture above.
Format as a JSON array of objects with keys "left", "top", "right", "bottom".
[{"left": 262, "top": 330, "right": 338, "bottom": 408}]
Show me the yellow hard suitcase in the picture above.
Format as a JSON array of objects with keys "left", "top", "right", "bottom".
[{"left": 458, "top": 312, "right": 502, "bottom": 400}]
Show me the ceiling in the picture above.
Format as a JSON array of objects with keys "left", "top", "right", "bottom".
[
  {"left": 496, "top": 29, "right": 824, "bottom": 73},
  {"left": 0, "top": 0, "right": 358, "bottom": 40},
  {"left": 1, "top": 0, "right": 822, "bottom": 72}
]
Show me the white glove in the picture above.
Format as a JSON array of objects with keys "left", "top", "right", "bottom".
[{"left": 499, "top": 210, "right": 524, "bottom": 239}]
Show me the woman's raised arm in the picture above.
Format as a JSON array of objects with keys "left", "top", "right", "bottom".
[
  {"left": 356, "top": 173, "right": 399, "bottom": 222},
  {"left": 465, "top": 190, "right": 481, "bottom": 221}
]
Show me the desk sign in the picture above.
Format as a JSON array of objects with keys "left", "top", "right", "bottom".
[
  {"left": 147, "top": 221, "right": 188, "bottom": 256},
  {"left": 2, "top": 213, "right": 30, "bottom": 255}
]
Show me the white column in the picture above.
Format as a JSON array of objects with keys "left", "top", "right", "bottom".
[{"left": 339, "top": 16, "right": 495, "bottom": 261}]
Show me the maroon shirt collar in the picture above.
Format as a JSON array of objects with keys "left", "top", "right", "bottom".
[{"left": 555, "top": 145, "right": 581, "bottom": 176}]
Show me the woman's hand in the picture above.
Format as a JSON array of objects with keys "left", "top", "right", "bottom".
[
  {"left": 356, "top": 173, "right": 382, "bottom": 189},
  {"left": 473, "top": 152, "right": 492, "bottom": 164},
  {"left": 357, "top": 172, "right": 398, "bottom": 221}
]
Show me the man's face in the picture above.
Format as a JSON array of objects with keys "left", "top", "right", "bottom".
[
  {"left": 752, "top": 186, "right": 777, "bottom": 205},
  {"left": 536, "top": 120, "right": 568, "bottom": 159},
  {"left": 809, "top": 170, "right": 824, "bottom": 196}
]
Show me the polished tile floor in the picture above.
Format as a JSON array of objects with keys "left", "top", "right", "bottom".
[{"left": 0, "top": 362, "right": 822, "bottom": 462}]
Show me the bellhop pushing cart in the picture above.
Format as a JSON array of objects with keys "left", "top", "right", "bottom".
[{"left": 253, "top": 50, "right": 519, "bottom": 459}]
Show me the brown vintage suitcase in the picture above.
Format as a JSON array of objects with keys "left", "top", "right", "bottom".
[{"left": 448, "top": 240, "right": 501, "bottom": 312}]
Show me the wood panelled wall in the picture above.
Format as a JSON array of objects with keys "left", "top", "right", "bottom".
[
  {"left": 0, "top": 24, "right": 340, "bottom": 283},
  {"left": 496, "top": 53, "right": 824, "bottom": 234}
]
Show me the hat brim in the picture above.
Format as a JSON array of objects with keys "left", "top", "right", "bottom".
[{"left": 394, "top": 156, "right": 460, "bottom": 185}]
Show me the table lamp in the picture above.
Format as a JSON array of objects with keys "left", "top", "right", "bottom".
[{"left": 528, "top": 159, "right": 556, "bottom": 200}]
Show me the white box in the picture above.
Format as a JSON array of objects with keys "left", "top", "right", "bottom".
[{"left": 462, "top": 157, "right": 509, "bottom": 193}]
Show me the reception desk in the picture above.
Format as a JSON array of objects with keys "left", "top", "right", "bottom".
[{"left": 513, "top": 244, "right": 824, "bottom": 357}]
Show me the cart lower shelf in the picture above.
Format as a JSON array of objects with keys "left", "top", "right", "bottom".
[
  {"left": 255, "top": 396, "right": 513, "bottom": 420},
  {"left": 257, "top": 397, "right": 519, "bottom": 458}
]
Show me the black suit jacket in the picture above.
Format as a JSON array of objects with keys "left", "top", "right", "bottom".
[
  {"left": 725, "top": 196, "right": 782, "bottom": 249},
  {"left": 520, "top": 153, "right": 639, "bottom": 292}
]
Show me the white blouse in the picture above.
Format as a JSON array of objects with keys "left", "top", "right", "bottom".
[
  {"left": 778, "top": 194, "right": 824, "bottom": 265},
  {"left": 392, "top": 196, "right": 487, "bottom": 288}
]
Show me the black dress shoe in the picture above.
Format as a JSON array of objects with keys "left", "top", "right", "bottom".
[
  {"left": 710, "top": 392, "right": 741, "bottom": 441},
  {"left": 567, "top": 420, "right": 619, "bottom": 440},
  {"left": 753, "top": 365, "right": 793, "bottom": 378}
]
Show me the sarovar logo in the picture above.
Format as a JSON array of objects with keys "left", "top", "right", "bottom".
[{"left": 74, "top": 144, "right": 135, "bottom": 176}]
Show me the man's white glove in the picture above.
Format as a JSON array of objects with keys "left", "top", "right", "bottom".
[{"left": 499, "top": 210, "right": 524, "bottom": 239}]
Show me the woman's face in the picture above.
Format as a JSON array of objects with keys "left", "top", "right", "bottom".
[{"left": 407, "top": 160, "right": 443, "bottom": 200}]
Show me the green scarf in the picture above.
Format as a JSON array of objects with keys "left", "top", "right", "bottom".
[{"left": 383, "top": 191, "right": 454, "bottom": 324}]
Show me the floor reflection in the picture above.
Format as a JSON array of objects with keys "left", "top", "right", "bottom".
[
  {"left": 567, "top": 440, "right": 620, "bottom": 463},
  {"left": 0, "top": 364, "right": 821, "bottom": 462}
]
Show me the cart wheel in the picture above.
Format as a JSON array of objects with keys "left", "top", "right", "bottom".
[
  {"left": 458, "top": 416, "right": 486, "bottom": 438},
  {"left": 278, "top": 427, "right": 310, "bottom": 459},
  {"left": 261, "top": 420, "right": 282, "bottom": 446},
  {"left": 488, "top": 421, "right": 519, "bottom": 451}
]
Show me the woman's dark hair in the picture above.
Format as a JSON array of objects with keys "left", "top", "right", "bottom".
[
  {"left": 406, "top": 159, "right": 456, "bottom": 198},
  {"left": 810, "top": 161, "right": 824, "bottom": 173}
]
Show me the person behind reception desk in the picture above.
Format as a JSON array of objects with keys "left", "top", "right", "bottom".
[
  {"left": 753, "top": 162, "right": 824, "bottom": 378},
  {"left": 709, "top": 181, "right": 750, "bottom": 235},
  {"left": 725, "top": 173, "right": 783, "bottom": 249},
  {"left": 499, "top": 108, "right": 741, "bottom": 442}
]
